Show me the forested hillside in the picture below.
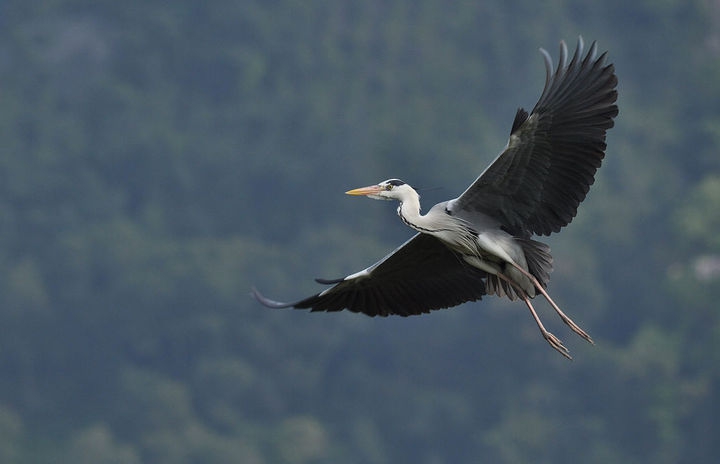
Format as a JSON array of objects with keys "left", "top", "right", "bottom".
[{"left": 0, "top": 0, "right": 719, "bottom": 462}]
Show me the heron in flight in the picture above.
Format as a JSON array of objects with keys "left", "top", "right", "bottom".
[{"left": 254, "top": 38, "right": 618, "bottom": 359}]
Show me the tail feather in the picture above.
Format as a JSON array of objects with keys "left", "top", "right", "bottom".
[
  {"left": 517, "top": 238, "right": 553, "bottom": 288},
  {"left": 486, "top": 274, "right": 522, "bottom": 301}
]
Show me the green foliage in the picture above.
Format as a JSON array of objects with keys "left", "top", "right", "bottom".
[
  {"left": 0, "top": 0, "right": 718, "bottom": 462},
  {"left": 675, "top": 176, "right": 720, "bottom": 250}
]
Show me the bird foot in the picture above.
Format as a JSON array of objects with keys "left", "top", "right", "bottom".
[
  {"left": 543, "top": 330, "right": 572, "bottom": 360},
  {"left": 562, "top": 317, "right": 594, "bottom": 345}
]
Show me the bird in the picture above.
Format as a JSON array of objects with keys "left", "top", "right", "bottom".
[{"left": 253, "top": 38, "right": 618, "bottom": 359}]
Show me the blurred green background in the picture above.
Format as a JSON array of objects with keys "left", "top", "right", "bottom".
[{"left": 1, "top": 0, "right": 719, "bottom": 462}]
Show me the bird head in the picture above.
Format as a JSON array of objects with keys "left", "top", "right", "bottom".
[{"left": 346, "top": 179, "right": 416, "bottom": 201}]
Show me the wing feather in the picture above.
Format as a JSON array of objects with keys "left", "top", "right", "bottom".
[
  {"left": 450, "top": 37, "right": 618, "bottom": 236},
  {"left": 253, "top": 233, "right": 488, "bottom": 317}
]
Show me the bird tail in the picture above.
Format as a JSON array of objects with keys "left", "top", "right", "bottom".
[
  {"left": 517, "top": 238, "right": 553, "bottom": 289},
  {"left": 486, "top": 275, "right": 523, "bottom": 300}
]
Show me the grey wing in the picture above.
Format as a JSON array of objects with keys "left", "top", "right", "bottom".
[
  {"left": 449, "top": 38, "right": 618, "bottom": 236},
  {"left": 252, "top": 233, "right": 488, "bottom": 317}
]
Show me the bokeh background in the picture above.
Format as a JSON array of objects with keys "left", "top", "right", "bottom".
[{"left": 1, "top": 1, "right": 719, "bottom": 462}]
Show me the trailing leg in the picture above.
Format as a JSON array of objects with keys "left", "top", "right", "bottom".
[
  {"left": 495, "top": 271, "right": 572, "bottom": 360},
  {"left": 508, "top": 262, "right": 594, "bottom": 345}
]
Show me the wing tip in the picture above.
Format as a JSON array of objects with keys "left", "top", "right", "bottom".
[
  {"left": 251, "top": 286, "right": 297, "bottom": 309},
  {"left": 541, "top": 36, "right": 607, "bottom": 79}
]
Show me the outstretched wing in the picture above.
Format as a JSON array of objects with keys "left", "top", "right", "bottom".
[
  {"left": 449, "top": 38, "right": 618, "bottom": 236},
  {"left": 253, "top": 233, "right": 488, "bottom": 317}
]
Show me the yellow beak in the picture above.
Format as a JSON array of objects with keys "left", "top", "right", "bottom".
[{"left": 345, "top": 185, "right": 384, "bottom": 196}]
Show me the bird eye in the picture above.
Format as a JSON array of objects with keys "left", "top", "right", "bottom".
[{"left": 385, "top": 184, "right": 393, "bottom": 191}]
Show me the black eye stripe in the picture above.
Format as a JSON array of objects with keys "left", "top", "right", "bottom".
[{"left": 387, "top": 179, "right": 405, "bottom": 187}]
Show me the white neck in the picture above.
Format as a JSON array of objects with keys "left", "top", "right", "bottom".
[
  {"left": 396, "top": 190, "right": 435, "bottom": 232},
  {"left": 393, "top": 185, "right": 479, "bottom": 257}
]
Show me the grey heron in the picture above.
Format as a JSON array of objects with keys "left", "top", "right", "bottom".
[{"left": 253, "top": 38, "right": 618, "bottom": 359}]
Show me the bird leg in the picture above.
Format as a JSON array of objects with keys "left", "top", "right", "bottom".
[
  {"left": 495, "top": 272, "right": 572, "bottom": 360},
  {"left": 507, "top": 262, "right": 594, "bottom": 345},
  {"left": 523, "top": 294, "right": 572, "bottom": 360}
]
